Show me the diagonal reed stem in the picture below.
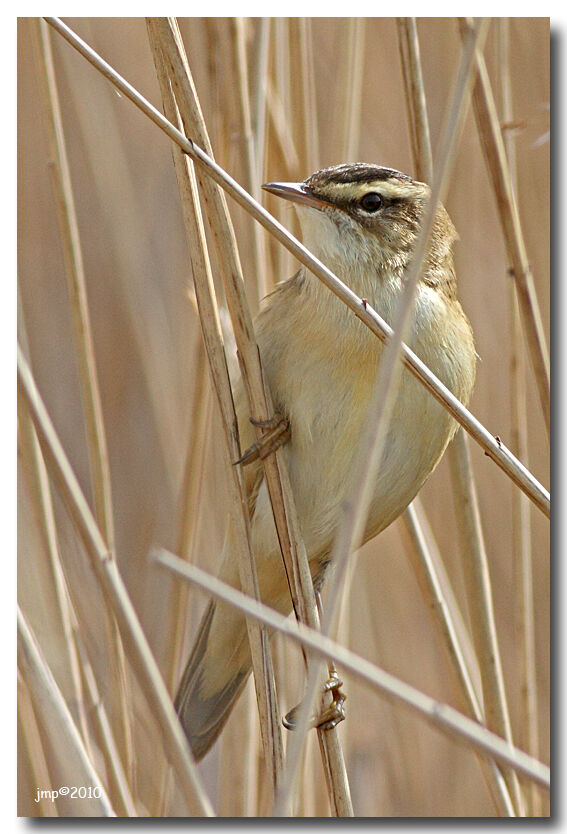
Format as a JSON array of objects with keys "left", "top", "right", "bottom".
[
  {"left": 18, "top": 294, "right": 91, "bottom": 754},
  {"left": 17, "top": 374, "right": 136, "bottom": 816},
  {"left": 18, "top": 345, "right": 215, "bottom": 817},
  {"left": 18, "top": 674, "right": 59, "bottom": 817},
  {"left": 18, "top": 607, "right": 116, "bottom": 816},
  {"left": 155, "top": 551, "right": 551, "bottom": 793},
  {"left": 30, "top": 17, "right": 135, "bottom": 786},
  {"left": 400, "top": 501, "right": 516, "bottom": 816}
]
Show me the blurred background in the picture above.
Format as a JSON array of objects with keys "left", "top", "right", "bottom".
[{"left": 18, "top": 18, "right": 549, "bottom": 817}]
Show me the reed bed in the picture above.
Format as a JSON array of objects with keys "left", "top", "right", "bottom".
[{"left": 17, "top": 17, "right": 550, "bottom": 817}]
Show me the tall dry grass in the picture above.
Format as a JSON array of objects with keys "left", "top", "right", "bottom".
[{"left": 18, "top": 17, "right": 549, "bottom": 817}]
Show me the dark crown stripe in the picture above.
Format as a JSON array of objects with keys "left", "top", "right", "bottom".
[{"left": 307, "top": 163, "right": 412, "bottom": 187}]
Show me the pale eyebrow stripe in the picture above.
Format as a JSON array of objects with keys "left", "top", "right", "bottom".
[{"left": 327, "top": 181, "right": 425, "bottom": 203}]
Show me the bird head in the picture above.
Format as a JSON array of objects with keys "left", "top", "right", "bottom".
[{"left": 263, "top": 163, "right": 456, "bottom": 287}]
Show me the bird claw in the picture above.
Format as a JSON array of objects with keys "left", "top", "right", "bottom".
[
  {"left": 234, "top": 414, "right": 290, "bottom": 466},
  {"left": 318, "top": 671, "right": 346, "bottom": 730},
  {"left": 282, "top": 672, "right": 346, "bottom": 732}
]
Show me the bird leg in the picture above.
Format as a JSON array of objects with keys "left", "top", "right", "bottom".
[
  {"left": 234, "top": 414, "right": 291, "bottom": 466},
  {"left": 282, "top": 663, "right": 346, "bottom": 731},
  {"left": 283, "top": 591, "right": 346, "bottom": 732},
  {"left": 318, "top": 662, "right": 347, "bottom": 730}
]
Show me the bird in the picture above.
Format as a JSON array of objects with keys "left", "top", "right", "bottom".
[{"left": 175, "top": 162, "right": 477, "bottom": 761}]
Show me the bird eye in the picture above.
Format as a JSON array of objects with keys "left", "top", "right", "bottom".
[{"left": 359, "top": 192, "right": 383, "bottom": 212}]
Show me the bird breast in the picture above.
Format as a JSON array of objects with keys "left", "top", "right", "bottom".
[{"left": 253, "top": 268, "right": 475, "bottom": 557}]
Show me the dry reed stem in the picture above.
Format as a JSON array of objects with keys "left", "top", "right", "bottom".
[
  {"left": 181, "top": 15, "right": 348, "bottom": 814},
  {"left": 17, "top": 386, "right": 90, "bottom": 748},
  {"left": 233, "top": 18, "right": 268, "bottom": 304},
  {"left": 265, "top": 78, "right": 300, "bottom": 175},
  {"left": 44, "top": 16, "right": 550, "bottom": 519},
  {"left": 18, "top": 608, "right": 116, "bottom": 816},
  {"left": 498, "top": 20, "right": 541, "bottom": 814},
  {"left": 30, "top": 18, "right": 136, "bottom": 783},
  {"left": 274, "top": 19, "right": 291, "bottom": 116},
  {"left": 219, "top": 684, "right": 259, "bottom": 815},
  {"left": 271, "top": 19, "right": 297, "bottom": 284},
  {"left": 20, "top": 296, "right": 135, "bottom": 813},
  {"left": 146, "top": 22, "right": 285, "bottom": 800},
  {"left": 252, "top": 19, "right": 270, "bottom": 181},
  {"left": 449, "top": 429, "right": 524, "bottom": 814},
  {"left": 293, "top": 18, "right": 319, "bottom": 173},
  {"left": 18, "top": 676, "right": 59, "bottom": 817},
  {"left": 50, "top": 20, "right": 182, "bottom": 502},
  {"left": 328, "top": 17, "right": 372, "bottom": 805},
  {"left": 156, "top": 552, "right": 550, "bottom": 792},
  {"left": 339, "top": 18, "right": 365, "bottom": 160},
  {"left": 30, "top": 18, "right": 115, "bottom": 555},
  {"left": 400, "top": 502, "right": 515, "bottom": 816},
  {"left": 153, "top": 336, "right": 211, "bottom": 817},
  {"left": 18, "top": 400, "right": 137, "bottom": 815},
  {"left": 18, "top": 296, "right": 89, "bottom": 736},
  {"left": 509, "top": 299, "right": 541, "bottom": 814},
  {"left": 74, "top": 638, "right": 138, "bottom": 816},
  {"left": 148, "top": 16, "right": 352, "bottom": 815},
  {"left": 266, "top": 19, "right": 298, "bottom": 179},
  {"left": 396, "top": 18, "right": 434, "bottom": 184},
  {"left": 397, "top": 16, "right": 520, "bottom": 816},
  {"left": 459, "top": 18, "right": 550, "bottom": 436},
  {"left": 17, "top": 347, "right": 215, "bottom": 817},
  {"left": 166, "top": 338, "right": 211, "bottom": 695}
]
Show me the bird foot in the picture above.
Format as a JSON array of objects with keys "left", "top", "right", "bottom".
[
  {"left": 234, "top": 414, "right": 290, "bottom": 466},
  {"left": 282, "top": 671, "right": 346, "bottom": 731}
]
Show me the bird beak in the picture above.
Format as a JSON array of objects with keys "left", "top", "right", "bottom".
[{"left": 262, "top": 181, "right": 330, "bottom": 210}]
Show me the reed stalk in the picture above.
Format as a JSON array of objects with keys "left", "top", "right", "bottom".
[
  {"left": 18, "top": 346, "right": 215, "bottom": 817},
  {"left": 18, "top": 608, "right": 116, "bottom": 816},
  {"left": 398, "top": 15, "right": 522, "bottom": 815},
  {"left": 449, "top": 430, "right": 525, "bottom": 814},
  {"left": 156, "top": 551, "right": 550, "bottom": 792},
  {"left": 396, "top": 18, "right": 433, "bottom": 183},
  {"left": 498, "top": 18, "right": 541, "bottom": 815},
  {"left": 400, "top": 501, "right": 515, "bottom": 816},
  {"left": 18, "top": 390, "right": 136, "bottom": 816},
  {"left": 30, "top": 17, "right": 135, "bottom": 785},
  {"left": 18, "top": 297, "right": 90, "bottom": 751},
  {"left": 146, "top": 21, "right": 284, "bottom": 800},
  {"left": 232, "top": 17, "right": 268, "bottom": 304},
  {"left": 18, "top": 676, "right": 59, "bottom": 817},
  {"left": 458, "top": 17, "right": 550, "bottom": 436},
  {"left": 166, "top": 337, "right": 211, "bottom": 695}
]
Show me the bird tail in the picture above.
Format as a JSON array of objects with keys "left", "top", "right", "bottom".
[{"left": 174, "top": 597, "right": 252, "bottom": 761}]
